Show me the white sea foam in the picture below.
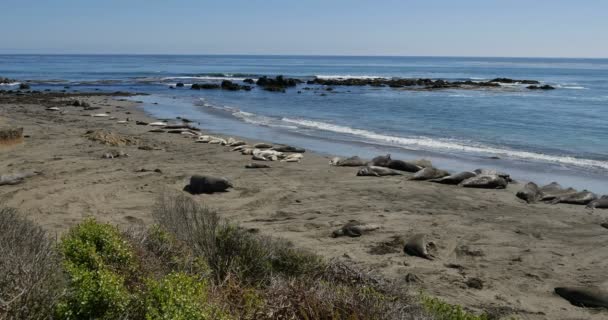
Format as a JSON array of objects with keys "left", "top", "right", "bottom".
[
  {"left": 0, "top": 82, "right": 20, "bottom": 86},
  {"left": 280, "top": 118, "right": 608, "bottom": 170}
]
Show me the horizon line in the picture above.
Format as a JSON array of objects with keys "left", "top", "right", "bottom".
[{"left": 0, "top": 52, "right": 606, "bottom": 60}]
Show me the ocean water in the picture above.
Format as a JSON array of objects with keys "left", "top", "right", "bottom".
[{"left": 1, "top": 55, "right": 607, "bottom": 193}]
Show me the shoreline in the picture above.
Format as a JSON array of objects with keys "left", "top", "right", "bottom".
[{"left": 1, "top": 92, "right": 607, "bottom": 319}]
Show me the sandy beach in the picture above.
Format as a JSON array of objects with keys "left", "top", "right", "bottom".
[{"left": 1, "top": 92, "right": 607, "bottom": 319}]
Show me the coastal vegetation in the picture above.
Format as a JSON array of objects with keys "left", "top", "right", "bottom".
[{"left": 0, "top": 196, "right": 493, "bottom": 320}]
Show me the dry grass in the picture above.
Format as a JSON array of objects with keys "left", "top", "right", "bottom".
[
  {"left": 84, "top": 129, "right": 139, "bottom": 146},
  {"left": 0, "top": 206, "right": 64, "bottom": 320}
]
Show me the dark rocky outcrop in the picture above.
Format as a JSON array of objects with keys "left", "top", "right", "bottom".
[
  {"left": 256, "top": 76, "right": 302, "bottom": 92},
  {"left": 19, "top": 83, "right": 30, "bottom": 90},
  {"left": 490, "top": 78, "right": 540, "bottom": 84},
  {"left": 175, "top": 82, "right": 184, "bottom": 87},
  {"left": 191, "top": 83, "right": 220, "bottom": 90},
  {"left": 527, "top": 85, "right": 555, "bottom": 90}
]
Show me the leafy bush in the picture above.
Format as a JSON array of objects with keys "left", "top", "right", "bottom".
[
  {"left": 143, "top": 272, "right": 229, "bottom": 320},
  {"left": 60, "top": 218, "right": 134, "bottom": 272},
  {"left": 55, "top": 265, "right": 130, "bottom": 320},
  {"left": 0, "top": 206, "right": 64, "bottom": 320},
  {"left": 422, "top": 295, "right": 489, "bottom": 320},
  {"left": 56, "top": 218, "right": 134, "bottom": 320}
]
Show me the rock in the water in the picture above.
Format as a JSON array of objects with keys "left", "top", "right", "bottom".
[
  {"left": 357, "top": 166, "right": 403, "bottom": 177},
  {"left": 527, "top": 84, "right": 555, "bottom": 90},
  {"left": 410, "top": 167, "right": 450, "bottom": 181},
  {"left": 369, "top": 154, "right": 391, "bottom": 167},
  {"left": 516, "top": 182, "right": 543, "bottom": 203},
  {"left": 459, "top": 175, "right": 508, "bottom": 189},
  {"left": 554, "top": 287, "right": 608, "bottom": 309},
  {"left": 332, "top": 221, "right": 380, "bottom": 238},
  {"left": 404, "top": 234, "right": 435, "bottom": 260},
  {"left": 431, "top": 171, "right": 477, "bottom": 185},
  {"left": 184, "top": 175, "right": 233, "bottom": 194},
  {"left": 387, "top": 160, "right": 422, "bottom": 173}
]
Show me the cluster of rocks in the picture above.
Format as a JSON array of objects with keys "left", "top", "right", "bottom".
[
  {"left": 309, "top": 77, "right": 552, "bottom": 90},
  {"left": 0, "top": 77, "right": 16, "bottom": 84},
  {"left": 256, "top": 75, "right": 302, "bottom": 92},
  {"left": 191, "top": 80, "right": 252, "bottom": 91}
]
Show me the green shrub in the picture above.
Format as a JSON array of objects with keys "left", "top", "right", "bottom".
[
  {"left": 55, "top": 265, "right": 130, "bottom": 320},
  {"left": 60, "top": 218, "right": 134, "bottom": 271},
  {"left": 57, "top": 218, "right": 135, "bottom": 320},
  {"left": 422, "top": 295, "right": 488, "bottom": 320},
  {"left": 143, "top": 272, "right": 230, "bottom": 320}
]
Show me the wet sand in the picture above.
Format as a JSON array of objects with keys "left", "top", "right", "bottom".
[{"left": 1, "top": 93, "right": 607, "bottom": 319}]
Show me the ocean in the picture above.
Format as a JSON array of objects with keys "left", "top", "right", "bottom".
[{"left": 1, "top": 54, "right": 607, "bottom": 193}]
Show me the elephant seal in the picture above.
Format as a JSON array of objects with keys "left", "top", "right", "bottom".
[
  {"left": 516, "top": 182, "right": 543, "bottom": 203},
  {"left": 184, "top": 175, "right": 233, "bottom": 194},
  {"left": 330, "top": 156, "right": 367, "bottom": 167},
  {"left": 554, "top": 287, "right": 608, "bottom": 309},
  {"left": 245, "top": 163, "right": 271, "bottom": 169},
  {"left": 281, "top": 153, "right": 303, "bottom": 162},
  {"left": 539, "top": 182, "right": 577, "bottom": 201},
  {"left": 369, "top": 154, "right": 392, "bottom": 167},
  {"left": 412, "top": 159, "right": 433, "bottom": 168},
  {"left": 253, "top": 143, "right": 273, "bottom": 149},
  {"left": 102, "top": 150, "right": 128, "bottom": 159},
  {"left": 587, "top": 196, "right": 608, "bottom": 209},
  {"left": 0, "top": 171, "right": 41, "bottom": 186},
  {"left": 459, "top": 175, "right": 507, "bottom": 189},
  {"left": 474, "top": 169, "right": 512, "bottom": 182},
  {"left": 410, "top": 167, "right": 450, "bottom": 181},
  {"left": 431, "top": 171, "right": 477, "bottom": 185},
  {"left": 387, "top": 160, "right": 422, "bottom": 173},
  {"left": 357, "top": 166, "right": 403, "bottom": 177},
  {"left": 551, "top": 190, "right": 597, "bottom": 205},
  {"left": 404, "top": 234, "right": 435, "bottom": 260},
  {"left": 332, "top": 221, "right": 380, "bottom": 238},
  {"left": 272, "top": 145, "right": 306, "bottom": 153}
]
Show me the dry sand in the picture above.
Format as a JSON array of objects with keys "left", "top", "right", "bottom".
[{"left": 1, "top": 93, "right": 607, "bottom": 319}]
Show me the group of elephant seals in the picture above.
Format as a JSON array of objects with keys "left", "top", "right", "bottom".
[
  {"left": 387, "top": 159, "right": 422, "bottom": 173},
  {"left": 184, "top": 175, "right": 233, "bottom": 194},
  {"left": 587, "top": 196, "right": 608, "bottom": 209},
  {"left": 357, "top": 166, "right": 403, "bottom": 177},
  {"left": 551, "top": 190, "right": 597, "bottom": 205},
  {"left": 410, "top": 167, "right": 449, "bottom": 181},
  {"left": 332, "top": 221, "right": 380, "bottom": 237},
  {"left": 554, "top": 287, "right": 608, "bottom": 309},
  {"left": 370, "top": 154, "right": 392, "bottom": 167},
  {"left": 517, "top": 181, "right": 600, "bottom": 205},
  {"left": 403, "top": 234, "right": 435, "bottom": 260},
  {"left": 245, "top": 163, "right": 271, "bottom": 169},
  {"left": 460, "top": 174, "right": 508, "bottom": 189},
  {"left": 431, "top": 171, "right": 477, "bottom": 185}
]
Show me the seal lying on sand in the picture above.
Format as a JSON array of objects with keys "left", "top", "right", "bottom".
[
  {"left": 516, "top": 182, "right": 543, "bottom": 203},
  {"left": 332, "top": 221, "right": 380, "bottom": 237},
  {"left": 357, "top": 166, "right": 403, "bottom": 177},
  {"left": 410, "top": 167, "right": 449, "bottom": 181},
  {"left": 459, "top": 174, "right": 508, "bottom": 189},
  {"left": 369, "top": 154, "right": 392, "bottom": 167},
  {"left": 587, "top": 196, "right": 608, "bottom": 209},
  {"left": 539, "top": 182, "right": 577, "bottom": 202},
  {"left": 554, "top": 287, "right": 608, "bottom": 309},
  {"left": 329, "top": 156, "right": 367, "bottom": 167},
  {"left": 387, "top": 160, "right": 422, "bottom": 172},
  {"left": 474, "top": 169, "right": 513, "bottom": 182},
  {"left": 245, "top": 163, "right": 271, "bottom": 169},
  {"left": 431, "top": 171, "right": 477, "bottom": 185},
  {"left": 272, "top": 145, "right": 306, "bottom": 153},
  {"left": 551, "top": 190, "right": 597, "bottom": 205},
  {"left": 184, "top": 175, "right": 233, "bottom": 194},
  {"left": 404, "top": 234, "right": 435, "bottom": 260},
  {"left": 0, "top": 171, "right": 41, "bottom": 186},
  {"left": 253, "top": 143, "right": 273, "bottom": 149}
]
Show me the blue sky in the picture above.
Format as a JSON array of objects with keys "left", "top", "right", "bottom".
[{"left": 0, "top": 0, "right": 606, "bottom": 57}]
